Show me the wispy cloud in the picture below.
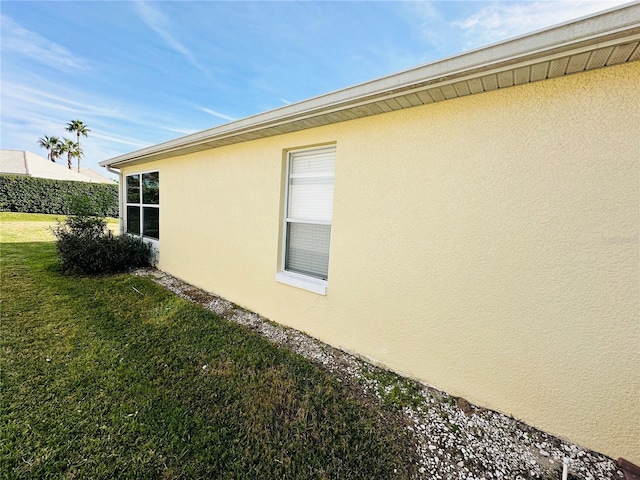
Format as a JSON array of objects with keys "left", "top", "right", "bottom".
[
  {"left": 3, "top": 82, "right": 127, "bottom": 121},
  {"left": 402, "top": 1, "right": 445, "bottom": 48},
  {"left": 90, "top": 131, "right": 150, "bottom": 149},
  {"left": 199, "top": 107, "right": 236, "bottom": 122},
  {"left": 1, "top": 78, "right": 162, "bottom": 168},
  {"left": 0, "top": 15, "right": 89, "bottom": 71},
  {"left": 451, "top": 1, "right": 631, "bottom": 49},
  {"left": 159, "top": 126, "right": 198, "bottom": 135},
  {"left": 133, "top": 1, "right": 211, "bottom": 78}
]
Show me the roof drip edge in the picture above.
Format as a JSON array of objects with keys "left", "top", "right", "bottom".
[{"left": 101, "top": 2, "right": 640, "bottom": 169}]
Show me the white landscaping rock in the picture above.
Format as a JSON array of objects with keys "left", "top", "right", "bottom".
[{"left": 133, "top": 268, "right": 625, "bottom": 480}]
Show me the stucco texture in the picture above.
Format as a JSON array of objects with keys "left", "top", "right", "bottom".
[{"left": 122, "top": 61, "right": 639, "bottom": 463}]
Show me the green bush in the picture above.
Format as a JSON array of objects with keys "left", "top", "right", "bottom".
[
  {"left": 0, "top": 174, "right": 118, "bottom": 216},
  {"left": 54, "top": 231, "right": 155, "bottom": 274},
  {"left": 53, "top": 194, "right": 155, "bottom": 275}
]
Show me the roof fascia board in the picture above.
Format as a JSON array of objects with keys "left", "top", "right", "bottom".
[
  {"left": 101, "top": 2, "right": 640, "bottom": 168},
  {"left": 210, "top": 31, "right": 640, "bottom": 126}
]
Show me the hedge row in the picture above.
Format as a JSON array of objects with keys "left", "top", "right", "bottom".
[{"left": 0, "top": 174, "right": 118, "bottom": 216}]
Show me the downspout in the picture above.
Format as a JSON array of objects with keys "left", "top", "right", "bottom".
[{"left": 106, "top": 166, "right": 124, "bottom": 235}]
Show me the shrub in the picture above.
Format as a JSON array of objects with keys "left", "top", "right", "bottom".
[
  {"left": 54, "top": 231, "right": 155, "bottom": 275},
  {"left": 53, "top": 194, "right": 155, "bottom": 275},
  {"left": 63, "top": 193, "right": 110, "bottom": 238},
  {"left": 0, "top": 174, "right": 117, "bottom": 216}
]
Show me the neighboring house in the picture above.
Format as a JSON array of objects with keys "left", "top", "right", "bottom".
[
  {"left": 0, "top": 150, "right": 116, "bottom": 184},
  {"left": 101, "top": 5, "right": 639, "bottom": 464},
  {"left": 78, "top": 167, "right": 117, "bottom": 184}
]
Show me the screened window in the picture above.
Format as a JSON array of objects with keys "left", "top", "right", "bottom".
[
  {"left": 283, "top": 146, "right": 335, "bottom": 280},
  {"left": 126, "top": 172, "right": 159, "bottom": 240}
]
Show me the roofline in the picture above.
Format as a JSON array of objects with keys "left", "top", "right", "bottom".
[{"left": 101, "top": 2, "right": 640, "bottom": 168}]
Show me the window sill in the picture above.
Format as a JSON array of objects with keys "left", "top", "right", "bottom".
[{"left": 276, "top": 271, "right": 327, "bottom": 295}]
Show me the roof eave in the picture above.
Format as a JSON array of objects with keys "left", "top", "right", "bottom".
[{"left": 101, "top": 2, "right": 640, "bottom": 169}]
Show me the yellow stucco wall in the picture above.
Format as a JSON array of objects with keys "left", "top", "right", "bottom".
[{"left": 122, "top": 61, "right": 639, "bottom": 463}]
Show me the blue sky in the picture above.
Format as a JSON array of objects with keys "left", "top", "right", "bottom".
[{"left": 1, "top": 1, "right": 630, "bottom": 175}]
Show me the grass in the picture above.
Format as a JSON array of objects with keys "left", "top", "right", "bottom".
[
  {"left": 0, "top": 213, "right": 418, "bottom": 479},
  {"left": 0, "top": 212, "right": 119, "bottom": 243},
  {"left": 359, "top": 366, "right": 426, "bottom": 413}
]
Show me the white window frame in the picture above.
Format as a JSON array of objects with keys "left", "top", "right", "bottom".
[
  {"left": 276, "top": 145, "right": 335, "bottom": 295},
  {"left": 125, "top": 170, "right": 160, "bottom": 251}
]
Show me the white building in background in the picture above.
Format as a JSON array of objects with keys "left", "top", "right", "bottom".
[{"left": 0, "top": 150, "right": 116, "bottom": 184}]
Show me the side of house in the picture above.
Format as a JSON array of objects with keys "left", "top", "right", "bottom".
[{"left": 103, "top": 6, "right": 640, "bottom": 464}]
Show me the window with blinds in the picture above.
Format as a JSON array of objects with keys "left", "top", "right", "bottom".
[{"left": 283, "top": 146, "right": 335, "bottom": 280}]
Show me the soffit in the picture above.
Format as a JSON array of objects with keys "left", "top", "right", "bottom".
[{"left": 102, "top": 3, "right": 640, "bottom": 169}]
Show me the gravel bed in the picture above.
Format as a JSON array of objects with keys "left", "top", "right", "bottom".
[{"left": 134, "top": 268, "right": 624, "bottom": 480}]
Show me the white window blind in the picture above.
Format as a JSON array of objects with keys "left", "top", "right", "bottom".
[{"left": 284, "top": 146, "right": 335, "bottom": 280}]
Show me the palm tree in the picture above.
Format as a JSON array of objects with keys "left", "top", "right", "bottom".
[
  {"left": 69, "top": 142, "right": 83, "bottom": 171},
  {"left": 60, "top": 138, "right": 79, "bottom": 169},
  {"left": 38, "top": 135, "right": 54, "bottom": 161},
  {"left": 38, "top": 135, "right": 62, "bottom": 163},
  {"left": 65, "top": 120, "right": 90, "bottom": 172},
  {"left": 51, "top": 137, "right": 63, "bottom": 164}
]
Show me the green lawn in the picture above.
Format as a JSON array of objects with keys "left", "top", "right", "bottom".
[
  {"left": 0, "top": 214, "right": 417, "bottom": 479},
  {"left": 0, "top": 212, "right": 119, "bottom": 243}
]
